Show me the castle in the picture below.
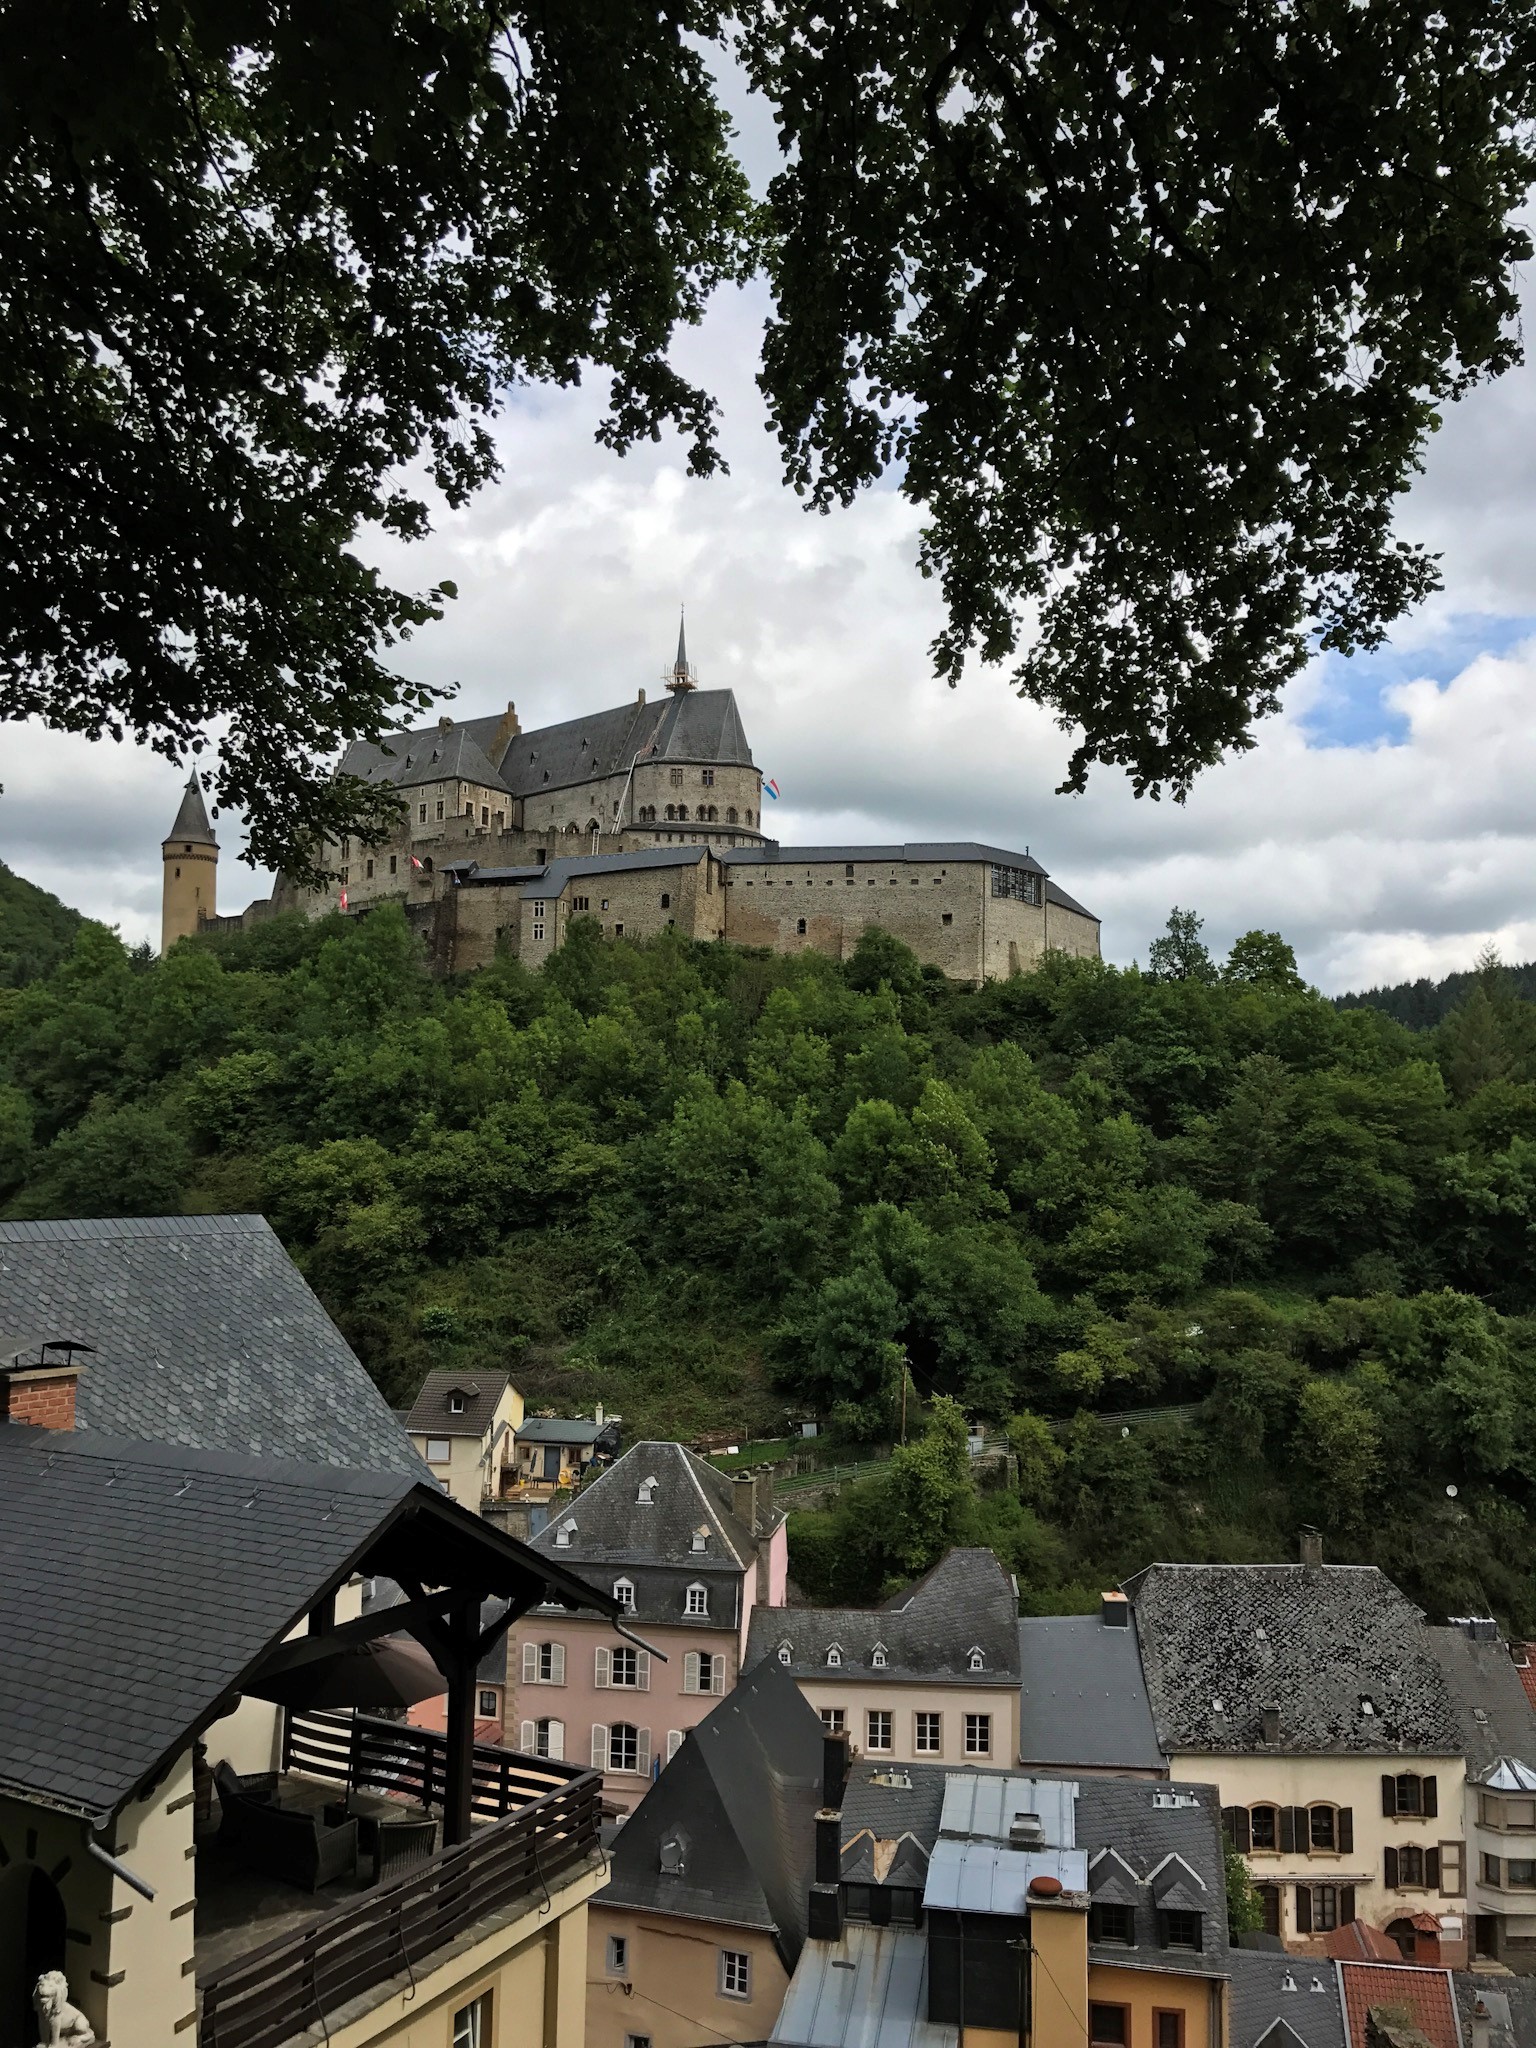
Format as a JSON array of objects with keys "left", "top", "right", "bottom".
[{"left": 162, "top": 626, "right": 1102, "bottom": 978}]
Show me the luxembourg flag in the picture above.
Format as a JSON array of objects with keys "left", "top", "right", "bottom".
[
  {"left": 339, "top": 888, "right": 349, "bottom": 911},
  {"left": 764, "top": 778, "right": 781, "bottom": 802},
  {"left": 410, "top": 854, "right": 424, "bottom": 871}
]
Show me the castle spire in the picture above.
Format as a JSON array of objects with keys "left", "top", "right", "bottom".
[
  {"left": 166, "top": 771, "right": 216, "bottom": 846},
  {"left": 160, "top": 772, "right": 218, "bottom": 953},
  {"left": 666, "top": 608, "right": 696, "bottom": 693}
]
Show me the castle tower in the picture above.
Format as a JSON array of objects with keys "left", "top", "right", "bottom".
[
  {"left": 160, "top": 773, "right": 218, "bottom": 953},
  {"left": 665, "top": 609, "right": 696, "bottom": 693}
]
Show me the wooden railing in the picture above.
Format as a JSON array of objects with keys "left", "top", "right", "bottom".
[
  {"left": 199, "top": 1749, "right": 601, "bottom": 2048},
  {"left": 280, "top": 1706, "right": 585, "bottom": 1823}
]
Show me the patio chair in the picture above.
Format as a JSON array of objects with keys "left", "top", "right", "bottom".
[{"left": 374, "top": 1815, "right": 439, "bottom": 1885}]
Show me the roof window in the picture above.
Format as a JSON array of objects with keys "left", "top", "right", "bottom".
[
  {"left": 637, "top": 1476, "right": 657, "bottom": 1504},
  {"left": 967, "top": 1647, "right": 985, "bottom": 1671},
  {"left": 827, "top": 1643, "right": 843, "bottom": 1668},
  {"left": 871, "top": 1643, "right": 888, "bottom": 1669},
  {"left": 778, "top": 1642, "right": 792, "bottom": 1665},
  {"left": 555, "top": 1521, "right": 576, "bottom": 1548},
  {"left": 691, "top": 1528, "right": 709, "bottom": 1552},
  {"left": 1360, "top": 1695, "right": 1377, "bottom": 1716},
  {"left": 449, "top": 1393, "right": 465, "bottom": 1414},
  {"left": 614, "top": 1577, "right": 635, "bottom": 1611}
]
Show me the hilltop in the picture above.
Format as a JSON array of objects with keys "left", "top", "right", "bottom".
[
  {"left": 0, "top": 859, "right": 84, "bottom": 988},
  {"left": 1336, "top": 955, "right": 1536, "bottom": 1030}
]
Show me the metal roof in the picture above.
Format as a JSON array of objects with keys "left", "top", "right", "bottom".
[
  {"left": 938, "top": 1771, "right": 1076, "bottom": 1846},
  {"left": 772, "top": 1924, "right": 957, "bottom": 2048},
  {"left": 515, "top": 1416, "right": 604, "bottom": 1445},
  {"left": 923, "top": 1837, "right": 1088, "bottom": 1914},
  {"left": 521, "top": 844, "right": 710, "bottom": 898}
]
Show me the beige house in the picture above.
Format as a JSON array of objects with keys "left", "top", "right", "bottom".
[
  {"left": 0, "top": 1347, "right": 619, "bottom": 2048},
  {"left": 745, "top": 1549, "right": 1023, "bottom": 1769},
  {"left": 1127, "top": 1547, "right": 1472, "bottom": 1965},
  {"left": 406, "top": 1369, "right": 524, "bottom": 1510}
]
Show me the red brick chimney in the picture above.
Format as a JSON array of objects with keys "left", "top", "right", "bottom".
[{"left": 2, "top": 1339, "right": 90, "bottom": 1430}]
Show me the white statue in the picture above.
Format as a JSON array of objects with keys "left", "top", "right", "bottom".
[{"left": 32, "top": 1972, "right": 96, "bottom": 2046}]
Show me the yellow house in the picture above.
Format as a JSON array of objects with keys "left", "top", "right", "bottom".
[
  {"left": 0, "top": 1400, "right": 621, "bottom": 2048},
  {"left": 407, "top": 1369, "right": 525, "bottom": 1511}
]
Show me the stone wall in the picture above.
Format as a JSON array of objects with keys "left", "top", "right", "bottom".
[{"left": 724, "top": 854, "right": 1002, "bottom": 980}]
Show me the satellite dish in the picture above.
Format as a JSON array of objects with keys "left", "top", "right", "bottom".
[
  {"left": 1121, "top": 1426, "right": 1131, "bottom": 1438},
  {"left": 1446, "top": 1484, "right": 1459, "bottom": 1499}
]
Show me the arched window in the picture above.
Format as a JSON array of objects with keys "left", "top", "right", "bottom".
[
  {"left": 564, "top": 820, "right": 579, "bottom": 834},
  {"left": 677, "top": 804, "right": 689, "bottom": 821},
  {"left": 607, "top": 1722, "right": 643, "bottom": 1773},
  {"left": 660, "top": 892, "right": 671, "bottom": 909},
  {"left": 1248, "top": 1802, "right": 1280, "bottom": 1851},
  {"left": 665, "top": 804, "right": 675, "bottom": 820},
  {"left": 1306, "top": 1803, "right": 1341, "bottom": 1852},
  {"left": 613, "top": 1577, "right": 635, "bottom": 1611},
  {"left": 707, "top": 805, "right": 718, "bottom": 821},
  {"left": 726, "top": 807, "right": 738, "bottom": 823}
]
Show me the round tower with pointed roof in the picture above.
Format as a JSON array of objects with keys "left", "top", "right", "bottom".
[{"left": 160, "top": 773, "right": 218, "bottom": 953}]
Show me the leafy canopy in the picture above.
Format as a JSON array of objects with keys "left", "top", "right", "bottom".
[{"left": 4, "top": 1, "right": 1536, "bottom": 863}]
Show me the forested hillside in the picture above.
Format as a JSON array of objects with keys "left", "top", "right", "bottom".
[
  {"left": 4, "top": 904, "right": 1536, "bottom": 1628},
  {"left": 0, "top": 858, "right": 84, "bottom": 987},
  {"left": 1336, "top": 949, "right": 1536, "bottom": 1030}
]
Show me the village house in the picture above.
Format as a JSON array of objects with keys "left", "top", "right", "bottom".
[
  {"left": 747, "top": 1548, "right": 1023, "bottom": 1770},
  {"left": 509, "top": 1441, "right": 789, "bottom": 1811},
  {"left": 405, "top": 1368, "right": 524, "bottom": 1511},
  {"left": 1430, "top": 1615, "right": 1536, "bottom": 1971},
  {"left": 507, "top": 1414, "right": 613, "bottom": 1500}
]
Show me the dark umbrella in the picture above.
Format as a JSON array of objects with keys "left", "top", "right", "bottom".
[{"left": 245, "top": 1633, "right": 447, "bottom": 1711}]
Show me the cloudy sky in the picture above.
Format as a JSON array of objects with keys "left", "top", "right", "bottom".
[{"left": 4, "top": 101, "right": 1536, "bottom": 993}]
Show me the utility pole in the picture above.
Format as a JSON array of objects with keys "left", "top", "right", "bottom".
[{"left": 899, "top": 1358, "right": 909, "bottom": 1445}]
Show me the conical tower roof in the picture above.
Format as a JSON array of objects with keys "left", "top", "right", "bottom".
[
  {"left": 163, "top": 773, "right": 216, "bottom": 846},
  {"left": 667, "top": 608, "right": 696, "bottom": 692}
]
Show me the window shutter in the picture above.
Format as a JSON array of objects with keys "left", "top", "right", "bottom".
[
  {"left": 684, "top": 1652, "right": 700, "bottom": 1695},
  {"left": 1384, "top": 1846, "right": 1399, "bottom": 1889},
  {"left": 523, "top": 1641, "right": 538, "bottom": 1684},
  {"left": 1339, "top": 1808, "right": 1353, "bottom": 1854},
  {"left": 591, "top": 1724, "right": 609, "bottom": 1770},
  {"left": 1426, "top": 1848, "right": 1441, "bottom": 1891},
  {"left": 520, "top": 1720, "right": 536, "bottom": 1752},
  {"left": 1381, "top": 1774, "right": 1397, "bottom": 1818},
  {"left": 1424, "top": 1775, "right": 1438, "bottom": 1818},
  {"left": 637, "top": 1650, "right": 651, "bottom": 1692},
  {"left": 636, "top": 1727, "right": 652, "bottom": 1776},
  {"left": 595, "top": 1646, "right": 610, "bottom": 1690},
  {"left": 548, "top": 1719, "right": 565, "bottom": 1762},
  {"left": 1279, "top": 1808, "right": 1296, "bottom": 1854},
  {"left": 551, "top": 1643, "right": 566, "bottom": 1686},
  {"left": 1441, "top": 1841, "right": 1464, "bottom": 1895},
  {"left": 1340, "top": 1886, "right": 1355, "bottom": 1926},
  {"left": 1293, "top": 1807, "right": 1310, "bottom": 1853},
  {"left": 667, "top": 1729, "right": 684, "bottom": 1762},
  {"left": 715, "top": 1656, "right": 727, "bottom": 1694},
  {"left": 1222, "top": 1807, "right": 1249, "bottom": 1852},
  {"left": 1295, "top": 1887, "right": 1312, "bottom": 1935}
]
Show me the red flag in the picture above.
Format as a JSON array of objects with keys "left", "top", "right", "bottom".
[{"left": 339, "top": 888, "right": 349, "bottom": 911}]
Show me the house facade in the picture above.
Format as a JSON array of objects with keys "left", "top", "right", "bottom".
[
  {"left": 1431, "top": 1615, "right": 1536, "bottom": 1971},
  {"left": 746, "top": 1548, "right": 1023, "bottom": 1771},
  {"left": 406, "top": 1368, "right": 524, "bottom": 1510},
  {"left": 511, "top": 1442, "right": 789, "bottom": 1811},
  {"left": 1126, "top": 1549, "right": 1471, "bottom": 1965}
]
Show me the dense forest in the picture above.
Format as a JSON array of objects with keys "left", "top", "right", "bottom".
[
  {"left": 4, "top": 897, "right": 1536, "bottom": 1629},
  {"left": 0, "top": 860, "right": 82, "bottom": 988},
  {"left": 1336, "top": 950, "right": 1536, "bottom": 1031}
]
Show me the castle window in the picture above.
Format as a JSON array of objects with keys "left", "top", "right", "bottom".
[
  {"left": 481, "top": 806, "right": 489, "bottom": 825},
  {"left": 727, "top": 808, "right": 738, "bottom": 823},
  {"left": 436, "top": 800, "right": 444, "bottom": 820},
  {"left": 465, "top": 804, "right": 473, "bottom": 818},
  {"left": 660, "top": 893, "right": 671, "bottom": 909},
  {"left": 174, "top": 865, "right": 181, "bottom": 878},
  {"left": 942, "top": 913, "right": 953, "bottom": 926},
  {"left": 665, "top": 805, "right": 675, "bottom": 820},
  {"left": 677, "top": 805, "right": 688, "bottom": 821},
  {"left": 614, "top": 922, "right": 625, "bottom": 937},
  {"left": 670, "top": 767, "right": 683, "bottom": 786},
  {"left": 991, "top": 864, "right": 1041, "bottom": 905},
  {"left": 389, "top": 854, "right": 397, "bottom": 874},
  {"left": 573, "top": 897, "right": 589, "bottom": 912},
  {"left": 707, "top": 806, "right": 718, "bottom": 821},
  {"left": 419, "top": 805, "right": 427, "bottom": 823},
  {"left": 701, "top": 769, "right": 714, "bottom": 786},
  {"left": 846, "top": 864, "right": 854, "bottom": 877},
  {"left": 796, "top": 919, "right": 807, "bottom": 935},
  {"left": 366, "top": 859, "right": 375, "bottom": 879},
  {"left": 542, "top": 770, "right": 550, "bottom": 782}
]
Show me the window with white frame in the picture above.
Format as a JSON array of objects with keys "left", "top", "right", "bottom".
[
  {"left": 607, "top": 1935, "right": 629, "bottom": 1977},
  {"left": 964, "top": 1713, "right": 992, "bottom": 1756},
  {"left": 718, "top": 1950, "right": 751, "bottom": 2000},
  {"left": 684, "top": 1651, "right": 724, "bottom": 1695},
  {"left": 425, "top": 1438, "right": 451, "bottom": 1464},
  {"left": 685, "top": 1582, "right": 709, "bottom": 1618},
  {"left": 478, "top": 1688, "right": 498, "bottom": 1717},
  {"left": 826, "top": 1644, "right": 843, "bottom": 1667},
  {"left": 638, "top": 1476, "right": 657, "bottom": 1504},
  {"left": 555, "top": 1521, "right": 575, "bottom": 1548},
  {"left": 871, "top": 1643, "right": 888, "bottom": 1669},
  {"left": 867, "top": 1709, "right": 893, "bottom": 1753},
  {"left": 607, "top": 1722, "right": 644, "bottom": 1773},
  {"left": 523, "top": 1640, "right": 565, "bottom": 1685},
  {"left": 452, "top": 1994, "right": 490, "bottom": 2048},
  {"left": 967, "top": 1647, "right": 985, "bottom": 1672},
  {"left": 778, "top": 1642, "right": 792, "bottom": 1664},
  {"left": 820, "top": 1707, "right": 846, "bottom": 1734},
  {"left": 691, "top": 1528, "right": 709, "bottom": 1552},
  {"left": 611, "top": 1646, "right": 639, "bottom": 1687},
  {"left": 614, "top": 1577, "right": 635, "bottom": 1611},
  {"left": 533, "top": 1718, "right": 564, "bottom": 1759},
  {"left": 915, "top": 1712, "right": 942, "bottom": 1755},
  {"left": 666, "top": 1729, "right": 685, "bottom": 1761},
  {"left": 449, "top": 1392, "right": 465, "bottom": 1414}
]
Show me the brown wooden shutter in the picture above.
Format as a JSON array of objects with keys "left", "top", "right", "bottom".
[
  {"left": 1339, "top": 1808, "right": 1354, "bottom": 1854},
  {"left": 1424, "top": 1775, "right": 1438, "bottom": 1818},
  {"left": 1384, "top": 1846, "right": 1399, "bottom": 1888},
  {"left": 1382, "top": 1774, "right": 1397, "bottom": 1817},
  {"left": 1340, "top": 1886, "right": 1356, "bottom": 1925},
  {"left": 1294, "top": 1806, "right": 1311, "bottom": 1852},
  {"left": 1280, "top": 1807, "right": 1296, "bottom": 1854},
  {"left": 1223, "top": 1807, "right": 1251, "bottom": 1852},
  {"left": 1295, "top": 1886, "right": 1312, "bottom": 1934},
  {"left": 1426, "top": 1848, "right": 1442, "bottom": 1890}
]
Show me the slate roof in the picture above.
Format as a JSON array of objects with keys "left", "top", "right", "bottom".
[
  {"left": 1228, "top": 1951, "right": 1348, "bottom": 2048},
  {"left": 1454, "top": 1974, "right": 1536, "bottom": 2048},
  {"left": 1125, "top": 1565, "right": 1464, "bottom": 1757},
  {"left": 1016, "top": 1613, "right": 1165, "bottom": 1769},
  {"left": 747, "top": 1550, "right": 1020, "bottom": 1684},
  {"left": 405, "top": 1370, "right": 511, "bottom": 1441},
  {"left": 1046, "top": 880, "right": 1099, "bottom": 921},
  {"left": 0, "top": 1427, "right": 614, "bottom": 1822},
  {"left": 515, "top": 1416, "right": 604, "bottom": 1446},
  {"left": 519, "top": 844, "right": 709, "bottom": 898},
  {"left": 839, "top": 1763, "right": 949, "bottom": 1888},
  {"left": 494, "top": 688, "right": 755, "bottom": 795},
  {"left": 1338, "top": 1962, "right": 1461, "bottom": 2048},
  {"left": 0, "top": 1215, "right": 424, "bottom": 1474},
  {"left": 601, "top": 1660, "right": 825, "bottom": 1966},
  {"left": 1428, "top": 1623, "right": 1536, "bottom": 1781},
  {"left": 720, "top": 843, "right": 1048, "bottom": 875},
  {"left": 164, "top": 774, "right": 216, "bottom": 845},
  {"left": 339, "top": 723, "right": 512, "bottom": 795},
  {"left": 1077, "top": 1777, "right": 1229, "bottom": 1977}
]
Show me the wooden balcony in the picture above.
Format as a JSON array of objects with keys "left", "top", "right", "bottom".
[{"left": 198, "top": 1711, "right": 601, "bottom": 2048}]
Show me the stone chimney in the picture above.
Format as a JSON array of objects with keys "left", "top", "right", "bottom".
[
  {"left": 731, "top": 1471, "right": 758, "bottom": 1534},
  {"left": 2, "top": 1339, "right": 89, "bottom": 1430},
  {"left": 490, "top": 700, "right": 521, "bottom": 759},
  {"left": 1470, "top": 1995, "right": 1493, "bottom": 2048},
  {"left": 822, "top": 1729, "right": 849, "bottom": 1810},
  {"left": 1300, "top": 1526, "right": 1324, "bottom": 1567},
  {"left": 1101, "top": 1591, "right": 1130, "bottom": 1628}
]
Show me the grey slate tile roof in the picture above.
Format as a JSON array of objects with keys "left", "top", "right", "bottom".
[
  {"left": 164, "top": 774, "right": 216, "bottom": 845},
  {"left": 601, "top": 1660, "right": 825, "bottom": 1966},
  {"left": 747, "top": 1550, "right": 1021, "bottom": 1685},
  {"left": 1454, "top": 1973, "right": 1536, "bottom": 2048},
  {"left": 1228, "top": 1950, "right": 1348, "bottom": 2048},
  {"left": 519, "top": 844, "right": 709, "bottom": 898},
  {"left": 1045, "top": 880, "right": 1099, "bottom": 921},
  {"left": 839, "top": 1763, "right": 949, "bottom": 1885},
  {"left": 0, "top": 1214, "right": 424, "bottom": 1474},
  {"left": 720, "top": 843, "right": 1048, "bottom": 875},
  {"left": 404, "top": 1369, "right": 511, "bottom": 1440},
  {"left": 0, "top": 1427, "right": 414, "bottom": 1820},
  {"left": 1017, "top": 1613, "right": 1165, "bottom": 1769},
  {"left": 1429, "top": 1623, "right": 1536, "bottom": 1780},
  {"left": 515, "top": 1416, "right": 604, "bottom": 1445},
  {"left": 1125, "top": 1564, "right": 1465, "bottom": 1757},
  {"left": 493, "top": 688, "right": 755, "bottom": 795},
  {"left": 339, "top": 723, "right": 512, "bottom": 795}
]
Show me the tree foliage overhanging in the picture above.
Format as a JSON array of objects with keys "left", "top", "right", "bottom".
[
  {"left": 4, "top": 1, "right": 1535, "bottom": 865},
  {"left": 7, "top": 905, "right": 1536, "bottom": 1625}
]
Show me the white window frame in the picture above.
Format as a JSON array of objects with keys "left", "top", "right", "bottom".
[
  {"left": 871, "top": 1643, "right": 888, "bottom": 1669},
  {"left": 638, "top": 1477, "right": 657, "bottom": 1504},
  {"left": 607, "top": 1934, "right": 629, "bottom": 1977},
  {"left": 826, "top": 1643, "right": 842, "bottom": 1668},
  {"left": 915, "top": 1711, "right": 942, "bottom": 1756},
  {"left": 451, "top": 1993, "right": 490, "bottom": 2048},
  {"left": 555, "top": 1520, "right": 575, "bottom": 1548},
  {"left": 685, "top": 1582, "right": 709, "bottom": 1618},
  {"left": 478, "top": 1687, "right": 498, "bottom": 1718},
  {"left": 866, "top": 1709, "right": 893, "bottom": 1754},
  {"left": 778, "top": 1642, "right": 793, "bottom": 1665},
  {"left": 614, "top": 1577, "right": 636, "bottom": 1612},
  {"left": 967, "top": 1647, "right": 985, "bottom": 1672},
  {"left": 425, "top": 1438, "right": 452, "bottom": 1464},
  {"left": 691, "top": 1528, "right": 709, "bottom": 1552},
  {"left": 964, "top": 1713, "right": 992, "bottom": 1757},
  {"left": 718, "top": 1949, "right": 751, "bottom": 2001},
  {"left": 522, "top": 1640, "right": 565, "bottom": 1686}
]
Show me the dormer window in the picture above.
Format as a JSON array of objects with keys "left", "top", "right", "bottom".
[
  {"left": 871, "top": 1643, "right": 888, "bottom": 1670},
  {"left": 637, "top": 1477, "right": 657, "bottom": 1505},
  {"left": 614, "top": 1578, "right": 635, "bottom": 1612},
  {"left": 967, "top": 1647, "right": 985, "bottom": 1672},
  {"left": 448, "top": 1393, "right": 465, "bottom": 1414},
  {"left": 691, "top": 1528, "right": 709, "bottom": 1553},
  {"left": 685, "top": 1583, "right": 708, "bottom": 1618},
  {"left": 555, "top": 1521, "right": 576, "bottom": 1548},
  {"left": 827, "top": 1644, "right": 843, "bottom": 1668},
  {"left": 778, "top": 1642, "right": 793, "bottom": 1665}
]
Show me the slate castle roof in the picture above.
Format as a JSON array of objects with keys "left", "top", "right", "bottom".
[
  {"left": 0, "top": 1214, "right": 423, "bottom": 1474},
  {"left": 601, "top": 1660, "right": 825, "bottom": 1967},
  {"left": 1125, "top": 1564, "right": 1464, "bottom": 1757},
  {"left": 340, "top": 722, "right": 513, "bottom": 796},
  {"left": 747, "top": 1550, "right": 1021, "bottom": 1684},
  {"left": 163, "top": 773, "right": 216, "bottom": 845},
  {"left": 405, "top": 1369, "right": 511, "bottom": 1441}
]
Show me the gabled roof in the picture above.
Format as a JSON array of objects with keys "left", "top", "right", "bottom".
[
  {"left": 164, "top": 774, "right": 216, "bottom": 846},
  {"left": 1338, "top": 1963, "right": 1461, "bottom": 2048},
  {"left": 515, "top": 1416, "right": 604, "bottom": 1445},
  {"left": 1017, "top": 1612, "right": 1165, "bottom": 1769},
  {"left": 0, "top": 1428, "right": 612, "bottom": 1822},
  {"left": 1323, "top": 1922, "right": 1404, "bottom": 1963},
  {"left": 747, "top": 1550, "right": 1020, "bottom": 1684},
  {"left": 0, "top": 1215, "right": 424, "bottom": 1474},
  {"left": 521, "top": 844, "right": 710, "bottom": 897},
  {"left": 338, "top": 723, "right": 512, "bottom": 795},
  {"left": 492, "top": 687, "right": 755, "bottom": 797},
  {"left": 1229, "top": 1952, "right": 1347, "bottom": 2048},
  {"left": 405, "top": 1370, "right": 511, "bottom": 1440},
  {"left": 601, "top": 1660, "right": 824, "bottom": 1968},
  {"left": 1125, "top": 1564, "right": 1463, "bottom": 1756}
]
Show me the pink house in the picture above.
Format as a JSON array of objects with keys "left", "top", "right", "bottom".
[{"left": 509, "top": 1440, "right": 789, "bottom": 1812}]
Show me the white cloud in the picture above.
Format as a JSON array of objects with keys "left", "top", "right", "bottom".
[{"left": 6, "top": 257, "right": 1536, "bottom": 996}]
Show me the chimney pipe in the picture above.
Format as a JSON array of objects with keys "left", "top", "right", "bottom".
[
  {"left": 816, "top": 1811, "right": 842, "bottom": 1886},
  {"left": 823, "top": 1730, "right": 849, "bottom": 1811},
  {"left": 731, "top": 1471, "right": 758, "bottom": 1534},
  {"left": 1260, "top": 1704, "right": 1280, "bottom": 1745},
  {"left": 1, "top": 1343, "right": 86, "bottom": 1432},
  {"left": 1471, "top": 1996, "right": 1492, "bottom": 2048},
  {"left": 807, "top": 1882, "right": 844, "bottom": 1942},
  {"left": 1101, "top": 1591, "right": 1130, "bottom": 1628},
  {"left": 1299, "top": 1527, "right": 1324, "bottom": 1568}
]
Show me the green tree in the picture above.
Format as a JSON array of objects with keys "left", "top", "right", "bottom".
[
  {"left": 883, "top": 1397, "right": 979, "bottom": 1579},
  {"left": 1006, "top": 1409, "right": 1065, "bottom": 1510},
  {"left": 773, "top": 1263, "right": 905, "bottom": 1436},
  {"left": 1294, "top": 1377, "right": 1382, "bottom": 1529},
  {"left": 1224, "top": 1844, "right": 1265, "bottom": 1936},
  {"left": 1147, "top": 910, "right": 1218, "bottom": 984},
  {"left": 1224, "top": 931, "right": 1305, "bottom": 991},
  {"left": 10, "top": 1102, "right": 190, "bottom": 1218}
]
